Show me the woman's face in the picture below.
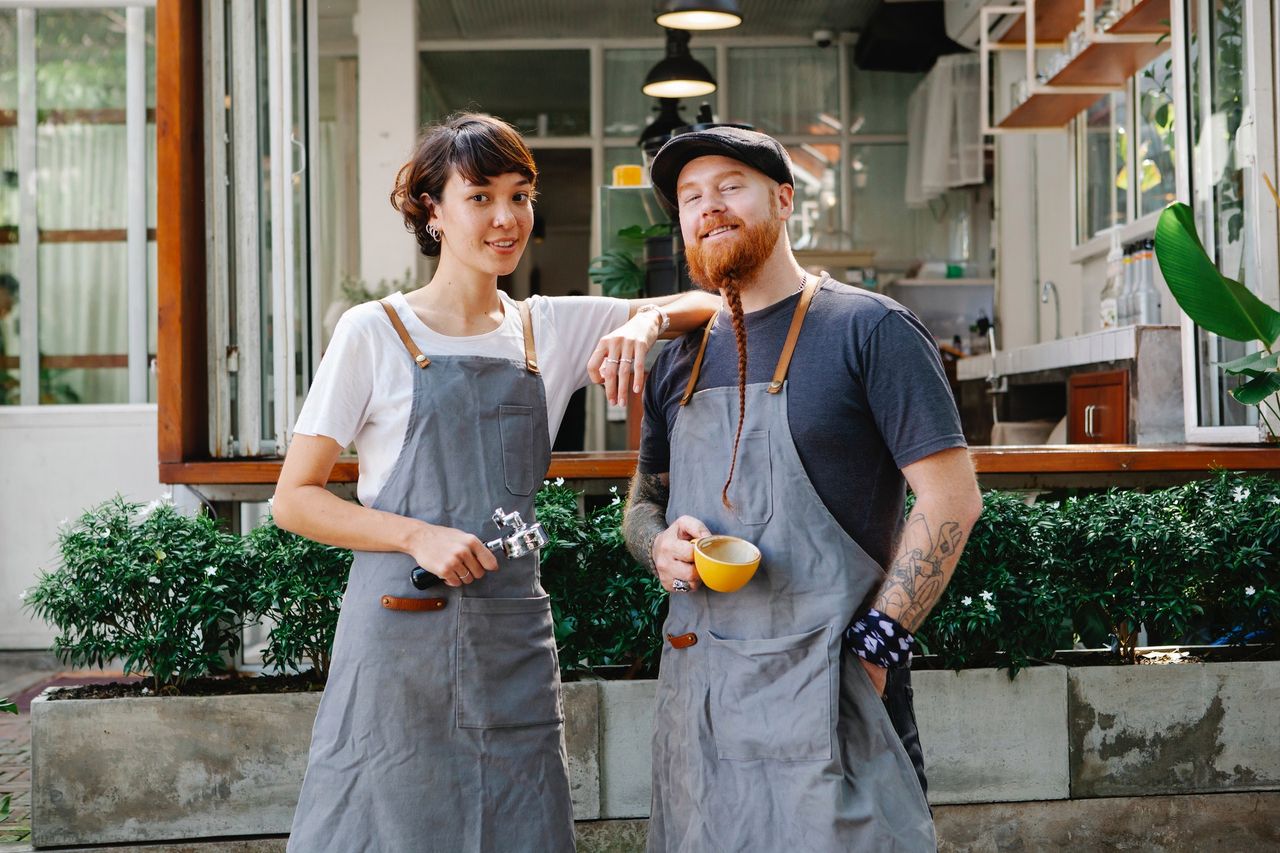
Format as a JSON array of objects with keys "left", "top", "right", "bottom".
[{"left": 428, "top": 170, "right": 535, "bottom": 278}]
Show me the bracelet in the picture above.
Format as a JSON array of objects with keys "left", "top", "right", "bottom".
[
  {"left": 844, "top": 608, "right": 915, "bottom": 669},
  {"left": 636, "top": 303, "right": 671, "bottom": 334}
]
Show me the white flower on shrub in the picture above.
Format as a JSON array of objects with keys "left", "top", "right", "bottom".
[
  {"left": 984, "top": 602, "right": 996, "bottom": 613},
  {"left": 17, "top": 589, "right": 26, "bottom": 601},
  {"left": 205, "top": 566, "right": 217, "bottom": 577},
  {"left": 138, "top": 495, "right": 173, "bottom": 520},
  {"left": 1233, "top": 486, "right": 1250, "bottom": 502},
  {"left": 979, "top": 590, "right": 994, "bottom": 601},
  {"left": 1245, "top": 585, "right": 1257, "bottom": 596},
  {"left": 1268, "top": 496, "right": 1280, "bottom": 505},
  {"left": 611, "top": 496, "right": 622, "bottom": 506},
  {"left": 555, "top": 477, "right": 565, "bottom": 486},
  {"left": 148, "top": 576, "right": 160, "bottom": 585},
  {"left": 961, "top": 595, "right": 973, "bottom": 606}
]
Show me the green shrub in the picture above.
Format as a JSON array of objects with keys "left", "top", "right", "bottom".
[
  {"left": 916, "top": 492, "right": 1073, "bottom": 672},
  {"left": 25, "top": 496, "right": 250, "bottom": 692},
  {"left": 244, "top": 516, "right": 349, "bottom": 680},
  {"left": 538, "top": 481, "right": 667, "bottom": 676}
]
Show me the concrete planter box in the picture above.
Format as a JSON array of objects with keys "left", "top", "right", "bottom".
[{"left": 28, "top": 661, "right": 1280, "bottom": 847}]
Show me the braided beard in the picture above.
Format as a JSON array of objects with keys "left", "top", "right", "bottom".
[{"left": 684, "top": 209, "right": 783, "bottom": 509}]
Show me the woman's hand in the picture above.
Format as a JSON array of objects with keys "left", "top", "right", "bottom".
[
  {"left": 404, "top": 521, "right": 500, "bottom": 587},
  {"left": 587, "top": 309, "right": 663, "bottom": 406}
]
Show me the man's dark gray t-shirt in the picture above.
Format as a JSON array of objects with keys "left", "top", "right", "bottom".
[{"left": 639, "top": 279, "right": 967, "bottom": 569}]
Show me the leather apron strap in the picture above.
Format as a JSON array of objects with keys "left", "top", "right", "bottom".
[
  {"left": 769, "top": 277, "right": 820, "bottom": 394},
  {"left": 379, "top": 299, "right": 431, "bottom": 368},
  {"left": 518, "top": 300, "right": 541, "bottom": 375},
  {"left": 679, "top": 276, "right": 821, "bottom": 406}
]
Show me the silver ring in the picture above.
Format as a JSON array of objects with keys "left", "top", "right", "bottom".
[
  {"left": 604, "top": 357, "right": 620, "bottom": 364},
  {"left": 618, "top": 358, "right": 634, "bottom": 364},
  {"left": 671, "top": 578, "right": 691, "bottom": 592}
]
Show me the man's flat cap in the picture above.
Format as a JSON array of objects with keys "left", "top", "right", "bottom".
[{"left": 650, "top": 126, "right": 794, "bottom": 212}]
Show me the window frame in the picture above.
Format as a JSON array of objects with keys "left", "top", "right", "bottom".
[{"left": 7, "top": 0, "right": 155, "bottom": 408}]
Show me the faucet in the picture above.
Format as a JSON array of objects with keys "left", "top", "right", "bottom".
[{"left": 1040, "top": 280, "right": 1061, "bottom": 340}]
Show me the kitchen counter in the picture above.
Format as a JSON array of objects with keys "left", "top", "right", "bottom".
[{"left": 957, "top": 324, "right": 1179, "bottom": 382}]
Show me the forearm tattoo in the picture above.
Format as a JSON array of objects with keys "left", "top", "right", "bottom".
[
  {"left": 873, "top": 511, "right": 965, "bottom": 632},
  {"left": 623, "top": 471, "right": 670, "bottom": 574}
]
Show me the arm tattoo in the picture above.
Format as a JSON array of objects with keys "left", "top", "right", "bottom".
[
  {"left": 623, "top": 471, "right": 669, "bottom": 575},
  {"left": 873, "top": 511, "right": 965, "bottom": 632}
]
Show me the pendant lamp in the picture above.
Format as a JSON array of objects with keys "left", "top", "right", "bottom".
[
  {"left": 655, "top": 0, "right": 742, "bottom": 30},
  {"left": 642, "top": 29, "right": 716, "bottom": 98}
]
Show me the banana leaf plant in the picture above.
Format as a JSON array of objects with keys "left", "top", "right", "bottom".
[{"left": 1154, "top": 200, "right": 1280, "bottom": 439}]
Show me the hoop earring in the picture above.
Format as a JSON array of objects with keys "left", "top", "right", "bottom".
[{"left": 426, "top": 224, "right": 440, "bottom": 241}]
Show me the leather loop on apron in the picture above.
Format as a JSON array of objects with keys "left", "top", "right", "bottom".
[
  {"left": 380, "top": 595, "right": 446, "bottom": 612},
  {"left": 518, "top": 299, "right": 541, "bottom": 374},
  {"left": 666, "top": 631, "right": 698, "bottom": 649}
]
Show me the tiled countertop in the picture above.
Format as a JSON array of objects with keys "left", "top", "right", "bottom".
[{"left": 957, "top": 325, "right": 1179, "bottom": 382}]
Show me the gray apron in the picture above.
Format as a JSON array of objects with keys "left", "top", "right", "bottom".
[
  {"left": 288, "top": 300, "right": 574, "bottom": 853},
  {"left": 648, "top": 280, "right": 936, "bottom": 852}
]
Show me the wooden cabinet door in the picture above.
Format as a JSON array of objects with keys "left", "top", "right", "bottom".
[{"left": 1068, "top": 370, "right": 1130, "bottom": 443}]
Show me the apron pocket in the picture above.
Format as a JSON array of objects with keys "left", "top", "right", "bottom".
[
  {"left": 726, "top": 430, "right": 773, "bottom": 526},
  {"left": 706, "top": 626, "right": 833, "bottom": 761},
  {"left": 456, "top": 595, "right": 563, "bottom": 729},
  {"left": 499, "top": 404, "right": 537, "bottom": 496}
]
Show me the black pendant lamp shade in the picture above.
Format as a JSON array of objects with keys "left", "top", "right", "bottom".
[
  {"left": 654, "top": 0, "right": 742, "bottom": 30},
  {"left": 643, "top": 29, "right": 716, "bottom": 98}
]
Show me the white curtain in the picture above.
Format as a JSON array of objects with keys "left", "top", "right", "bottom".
[{"left": 905, "top": 54, "right": 983, "bottom": 209}]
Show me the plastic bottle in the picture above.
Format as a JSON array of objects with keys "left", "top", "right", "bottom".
[
  {"left": 1099, "top": 229, "right": 1122, "bottom": 329},
  {"left": 1117, "top": 243, "right": 1135, "bottom": 326},
  {"left": 1135, "top": 238, "right": 1161, "bottom": 324}
]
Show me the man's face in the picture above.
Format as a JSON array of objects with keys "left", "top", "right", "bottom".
[{"left": 675, "top": 155, "right": 792, "bottom": 291}]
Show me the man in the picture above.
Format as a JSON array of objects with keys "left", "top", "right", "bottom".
[{"left": 620, "top": 127, "right": 983, "bottom": 852}]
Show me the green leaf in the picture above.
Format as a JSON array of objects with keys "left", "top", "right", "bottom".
[
  {"left": 1219, "top": 350, "right": 1280, "bottom": 374},
  {"left": 1230, "top": 370, "right": 1280, "bottom": 405},
  {"left": 1155, "top": 203, "right": 1280, "bottom": 346}
]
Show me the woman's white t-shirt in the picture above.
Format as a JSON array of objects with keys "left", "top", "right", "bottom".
[{"left": 292, "top": 290, "right": 630, "bottom": 508}]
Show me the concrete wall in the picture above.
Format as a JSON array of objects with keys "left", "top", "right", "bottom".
[{"left": 0, "top": 405, "right": 165, "bottom": 650}]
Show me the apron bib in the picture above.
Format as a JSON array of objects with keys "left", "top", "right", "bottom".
[
  {"left": 288, "top": 301, "right": 574, "bottom": 853},
  {"left": 648, "top": 280, "right": 936, "bottom": 853}
]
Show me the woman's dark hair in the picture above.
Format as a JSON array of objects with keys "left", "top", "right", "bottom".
[{"left": 390, "top": 112, "right": 538, "bottom": 257}]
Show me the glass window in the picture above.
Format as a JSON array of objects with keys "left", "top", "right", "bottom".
[
  {"left": 604, "top": 47, "right": 714, "bottom": 139},
  {"left": 0, "top": 10, "right": 17, "bottom": 403},
  {"left": 1077, "top": 90, "right": 1129, "bottom": 242},
  {"left": 728, "top": 47, "right": 839, "bottom": 136},
  {"left": 420, "top": 50, "right": 589, "bottom": 138},
  {"left": 787, "top": 141, "right": 841, "bottom": 249},
  {"left": 36, "top": 9, "right": 131, "bottom": 404},
  {"left": 849, "top": 144, "right": 914, "bottom": 262},
  {"left": 1136, "top": 57, "right": 1176, "bottom": 218},
  {"left": 1187, "top": 0, "right": 1255, "bottom": 429},
  {"left": 849, "top": 69, "right": 921, "bottom": 136}
]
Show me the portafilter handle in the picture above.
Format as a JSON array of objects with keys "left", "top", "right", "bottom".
[{"left": 409, "top": 507, "right": 548, "bottom": 590}]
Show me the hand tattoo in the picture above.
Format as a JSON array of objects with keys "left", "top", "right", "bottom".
[
  {"left": 623, "top": 471, "right": 670, "bottom": 574},
  {"left": 874, "top": 512, "right": 965, "bottom": 632}
]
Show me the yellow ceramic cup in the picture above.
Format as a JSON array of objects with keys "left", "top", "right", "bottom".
[{"left": 693, "top": 535, "right": 762, "bottom": 593}]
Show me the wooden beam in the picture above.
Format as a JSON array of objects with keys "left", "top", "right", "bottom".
[
  {"left": 156, "top": 0, "right": 207, "bottom": 465},
  {"left": 158, "top": 446, "right": 1280, "bottom": 487}
]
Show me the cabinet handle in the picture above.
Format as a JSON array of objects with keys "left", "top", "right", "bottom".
[{"left": 1084, "top": 404, "right": 1095, "bottom": 438}]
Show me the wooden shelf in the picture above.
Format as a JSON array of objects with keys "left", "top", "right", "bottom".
[
  {"left": 893, "top": 278, "right": 995, "bottom": 287},
  {"left": 1047, "top": 38, "right": 1170, "bottom": 86},
  {"left": 999, "top": 0, "right": 1084, "bottom": 45},
  {"left": 1110, "top": 0, "right": 1171, "bottom": 34},
  {"left": 996, "top": 91, "right": 1104, "bottom": 130},
  {"left": 994, "top": 0, "right": 1171, "bottom": 130}
]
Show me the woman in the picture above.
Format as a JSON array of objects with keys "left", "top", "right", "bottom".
[{"left": 273, "top": 113, "right": 718, "bottom": 852}]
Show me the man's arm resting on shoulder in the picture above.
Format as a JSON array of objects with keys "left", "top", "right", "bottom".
[
  {"left": 859, "top": 447, "right": 983, "bottom": 692},
  {"left": 623, "top": 470, "right": 708, "bottom": 594}
]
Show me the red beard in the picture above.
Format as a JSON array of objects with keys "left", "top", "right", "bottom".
[{"left": 684, "top": 213, "right": 782, "bottom": 295}]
